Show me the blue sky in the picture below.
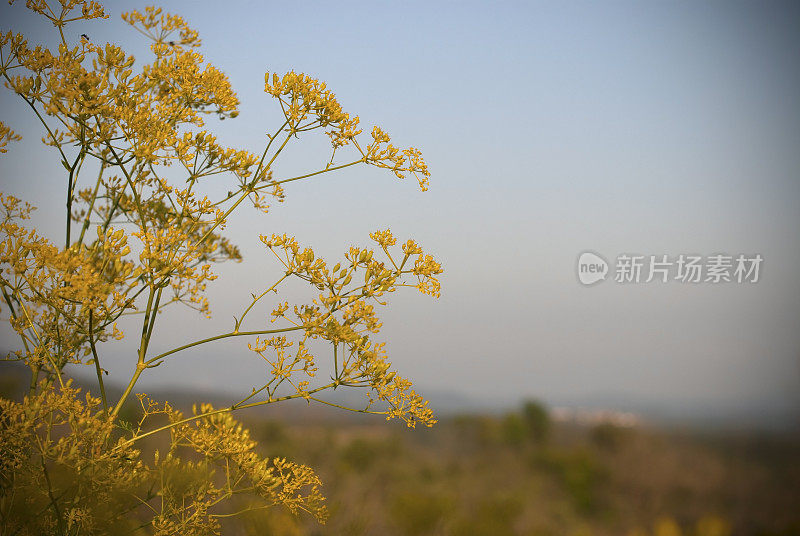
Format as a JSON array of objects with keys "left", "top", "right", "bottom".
[{"left": 1, "top": 1, "right": 799, "bottom": 423}]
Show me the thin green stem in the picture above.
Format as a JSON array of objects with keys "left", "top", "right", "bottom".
[
  {"left": 20, "top": 97, "right": 68, "bottom": 164},
  {"left": 333, "top": 343, "right": 339, "bottom": 379},
  {"left": 111, "top": 364, "right": 144, "bottom": 418},
  {"left": 88, "top": 310, "right": 108, "bottom": 414},
  {"left": 143, "top": 326, "right": 303, "bottom": 366},
  {"left": 105, "top": 145, "right": 148, "bottom": 236},
  {"left": 1, "top": 287, "right": 36, "bottom": 390},
  {"left": 235, "top": 274, "right": 290, "bottom": 331},
  {"left": 17, "top": 299, "right": 64, "bottom": 389},
  {"left": 307, "top": 397, "right": 383, "bottom": 416},
  {"left": 111, "top": 285, "right": 156, "bottom": 417},
  {"left": 40, "top": 457, "right": 65, "bottom": 535},
  {"left": 137, "top": 286, "right": 157, "bottom": 360},
  {"left": 144, "top": 284, "right": 163, "bottom": 347},
  {"left": 271, "top": 159, "right": 363, "bottom": 188},
  {"left": 251, "top": 118, "right": 289, "bottom": 181},
  {"left": 76, "top": 163, "right": 105, "bottom": 248},
  {"left": 116, "top": 382, "right": 338, "bottom": 449}
]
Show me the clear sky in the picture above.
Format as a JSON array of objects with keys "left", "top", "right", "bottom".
[{"left": 1, "top": 1, "right": 799, "bottom": 423}]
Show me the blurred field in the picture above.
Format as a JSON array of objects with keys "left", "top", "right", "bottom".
[
  {"left": 1, "top": 366, "right": 798, "bottom": 536},
  {"left": 221, "top": 403, "right": 800, "bottom": 536}
]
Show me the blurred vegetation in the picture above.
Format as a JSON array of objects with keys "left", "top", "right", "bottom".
[
  {"left": 187, "top": 398, "right": 799, "bottom": 536},
  {"left": 1, "top": 363, "right": 798, "bottom": 535}
]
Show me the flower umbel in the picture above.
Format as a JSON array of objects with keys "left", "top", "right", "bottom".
[{"left": 0, "top": 1, "right": 440, "bottom": 532}]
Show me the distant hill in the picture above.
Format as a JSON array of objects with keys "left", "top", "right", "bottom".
[{"left": 2, "top": 360, "right": 798, "bottom": 432}]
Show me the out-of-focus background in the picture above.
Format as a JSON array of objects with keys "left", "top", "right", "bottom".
[
  {"left": 1, "top": 1, "right": 799, "bottom": 534},
  {"left": 2, "top": 367, "right": 799, "bottom": 535}
]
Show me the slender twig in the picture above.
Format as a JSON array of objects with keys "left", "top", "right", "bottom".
[
  {"left": 116, "top": 382, "right": 339, "bottom": 449},
  {"left": 40, "top": 458, "right": 65, "bottom": 535},
  {"left": 88, "top": 310, "right": 108, "bottom": 413},
  {"left": 143, "top": 326, "right": 303, "bottom": 366},
  {"left": 235, "top": 273, "right": 290, "bottom": 331}
]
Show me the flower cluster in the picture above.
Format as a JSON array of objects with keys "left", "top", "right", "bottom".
[
  {"left": 139, "top": 398, "right": 328, "bottom": 530},
  {"left": 264, "top": 72, "right": 431, "bottom": 191},
  {"left": 1, "top": 194, "right": 131, "bottom": 373},
  {"left": 0, "top": 121, "right": 22, "bottom": 152},
  {"left": 0, "top": 383, "right": 144, "bottom": 535},
  {"left": 0, "top": 1, "right": 440, "bottom": 531},
  {"left": 258, "top": 229, "right": 442, "bottom": 427},
  {"left": 0, "top": 383, "right": 327, "bottom": 534},
  {"left": 265, "top": 71, "right": 362, "bottom": 146}
]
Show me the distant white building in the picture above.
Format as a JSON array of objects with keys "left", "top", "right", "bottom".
[{"left": 550, "top": 407, "right": 642, "bottom": 428}]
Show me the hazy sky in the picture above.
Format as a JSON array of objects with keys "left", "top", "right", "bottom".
[{"left": 1, "top": 1, "right": 799, "bottom": 421}]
